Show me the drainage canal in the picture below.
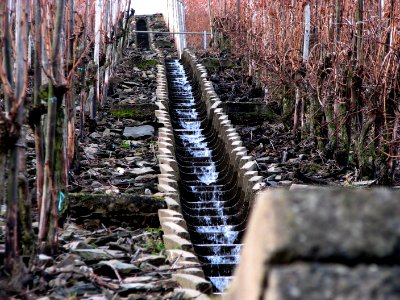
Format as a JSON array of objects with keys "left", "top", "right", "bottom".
[
  {"left": 136, "top": 18, "right": 149, "bottom": 49},
  {"left": 165, "top": 59, "right": 249, "bottom": 292}
]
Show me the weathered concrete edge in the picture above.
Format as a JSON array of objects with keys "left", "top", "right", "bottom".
[
  {"left": 226, "top": 188, "right": 400, "bottom": 300},
  {"left": 151, "top": 39, "right": 212, "bottom": 296},
  {"left": 181, "top": 49, "right": 264, "bottom": 206}
]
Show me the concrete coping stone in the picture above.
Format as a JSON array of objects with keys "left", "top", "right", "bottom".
[
  {"left": 155, "top": 102, "right": 167, "bottom": 110},
  {"left": 162, "top": 222, "right": 190, "bottom": 240},
  {"left": 158, "top": 148, "right": 173, "bottom": 156},
  {"left": 226, "top": 128, "right": 237, "bottom": 135},
  {"left": 177, "top": 267, "right": 206, "bottom": 278},
  {"left": 159, "top": 164, "right": 175, "bottom": 174},
  {"left": 229, "top": 188, "right": 400, "bottom": 300},
  {"left": 234, "top": 151, "right": 248, "bottom": 168},
  {"left": 159, "top": 127, "right": 173, "bottom": 133},
  {"left": 242, "top": 160, "right": 257, "bottom": 171},
  {"left": 227, "top": 133, "right": 240, "bottom": 140},
  {"left": 157, "top": 117, "right": 171, "bottom": 123},
  {"left": 172, "top": 274, "right": 213, "bottom": 294},
  {"left": 158, "top": 172, "right": 175, "bottom": 177},
  {"left": 164, "top": 195, "right": 180, "bottom": 209},
  {"left": 231, "top": 140, "right": 243, "bottom": 147},
  {"left": 158, "top": 133, "right": 173, "bottom": 139},
  {"left": 158, "top": 184, "right": 177, "bottom": 193},
  {"left": 157, "top": 154, "right": 176, "bottom": 160},
  {"left": 232, "top": 146, "right": 247, "bottom": 154},
  {"left": 220, "top": 120, "right": 231, "bottom": 126},
  {"left": 163, "top": 234, "right": 194, "bottom": 253},
  {"left": 166, "top": 249, "right": 199, "bottom": 263},
  {"left": 249, "top": 175, "right": 263, "bottom": 183},
  {"left": 158, "top": 176, "right": 177, "bottom": 184},
  {"left": 264, "top": 263, "right": 400, "bottom": 300},
  {"left": 155, "top": 109, "right": 169, "bottom": 115},
  {"left": 172, "top": 288, "right": 210, "bottom": 300},
  {"left": 163, "top": 192, "right": 180, "bottom": 202},
  {"left": 158, "top": 141, "right": 174, "bottom": 148},
  {"left": 253, "top": 182, "right": 265, "bottom": 191},
  {"left": 218, "top": 114, "right": 229, "bottom": 121},
  {"left": 161, "top": 217, "right": 188, "bottom": 231},
  {"left": 244, "top": 170, "right": 258, "bottom": 177},
  {"left": 225, "top": 135, "right": 243, "bottom": 147},
  {"left": 213, "top": 107, "right": 223, "bottom": 114},
  {"left": 210, "top": 101, "right": 221, "bottom": 109},
  {"left": 158, "top": 209, "right": 183, "bottom": 219},
  {"left": 158, "top": 157, "right": 177, "bottom": 165},
  {"left": 239, "top": 156, "right": 253, "bottom": 171},
  {"left": 158, "top": 137, "right": 174, "bottom": 144}
]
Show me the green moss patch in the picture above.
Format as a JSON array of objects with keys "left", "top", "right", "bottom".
[
  {"left": 135, "top": 59, "right": 159, "bottom": 69},
  {"left": 110, "top": 104, "right": 157, "bottom": 121}
]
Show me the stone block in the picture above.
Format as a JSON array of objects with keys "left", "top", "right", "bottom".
[
  {"left": 173, "top": 288, "right": 210, "bottom": 300},
  {"left": 264, "top": 263, "right": 400, "bottom": 300},
  {"left": 160, "top": 217, "right": 187, "bottom": 230},
  {"left": 161, "top": 222, "right": 190, "bottom": 240},
  {"left": 163, "top": 234, "right": 194, "bottom": 253},
  {"left": 166, "top": 249, "right": 199, "bottom": 263},
  {"left": 228, "top": 188, "right": 400, "bottom": 300},
  {"left": 172, "top": 274, "right": 213, "bottom": 294},
  {"left": 158, "top": 209, "right": 183, "bottom": 219}
]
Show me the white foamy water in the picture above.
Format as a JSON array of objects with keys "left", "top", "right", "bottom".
[
  {"left": 209, "top": 277, "right": 233, "bottom": 293},
  {"left": 169, "top": 59, "right": 240, "bottom": 292}
]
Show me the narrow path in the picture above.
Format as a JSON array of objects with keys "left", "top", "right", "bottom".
[{"left": 165, "top": 59, "right": 249, "bottom": 292}]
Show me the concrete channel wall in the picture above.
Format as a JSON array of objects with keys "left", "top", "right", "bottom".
[
  {"left": 227, "top": 188, "right": 400, "bottom": 300},
  {"left": 153, "top": 48, "right": 263, "bottom": 297},
  {"left": 149, "top": 20, "right": 400, "bottom": 299},
  {"left": 154, "top": 49, "right": 212, "bottom": 297},
  {"left": 152, "top": 40, "right": 400, "bottom": 298}
]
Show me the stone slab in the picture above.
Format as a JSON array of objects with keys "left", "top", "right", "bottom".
[
  {"left": 123, "top": 125, "right": 155, "bottom": 139},
  {"left": 264, "top": 263, "right": 400, "bottom": 300},
  {"left": 172, "top": 274, "right": 213, "bottom": 294},
  {"left": 228, "top": 188, "right": 400, "bottom": 300}
]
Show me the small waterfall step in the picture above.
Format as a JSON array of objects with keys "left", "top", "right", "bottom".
[{"left": 165, "top": 59, "right": 249, "bottom": 293}]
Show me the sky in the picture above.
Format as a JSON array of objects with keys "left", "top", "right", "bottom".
[{"left": 133, "top": 0, "right": 165, "bottom": 15}]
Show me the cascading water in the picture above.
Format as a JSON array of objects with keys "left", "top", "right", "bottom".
[{"left": 166, "top": 59, "right": 248, "bottom": 293}]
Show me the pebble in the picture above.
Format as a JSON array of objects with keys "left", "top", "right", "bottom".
[
  {"left": 123, "top": 125, "right": 155, "bottom": 139},
  {"left": 89, "top": 132, "right": 102, "bottom": 139}
]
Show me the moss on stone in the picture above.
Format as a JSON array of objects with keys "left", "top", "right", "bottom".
[
  {"left": 111, "top": 108, "right": 140, "bottom": 118},
  {"left": 135, "top": 59, "right": 159, "bottom": 69},
  {"left": 110, "top": 104, "right": 157, "bottom": 121},
  {"left": 301, "top": 162, "right": 321, "bottom": 173}
]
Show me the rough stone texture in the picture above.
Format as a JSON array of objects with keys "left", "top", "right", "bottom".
[
  {"left": 68, "top": 193, "right": 166, "bottom": 228},
  {"left": 227, "top": 188, "right": 400, "bottom": 300},
  {"left": 123, "top": 125, "right": 155, "bottom": 139},
  {"left": 166, "top": 249, "right": 198, "bottom": 263},
  {"left": 264, "top": 263, "right": 400, "bottom": 300},
  {"left": 172, "top": 274, "right": 213, "bottom": 294},
  {"left": 173, "top": 288, "right": 210, "bottom": 300},
  {"left": 110, "top": 104, "right": 157, "bottom": 122},
  {"left": 163, "top": 234, "right": 194, "bottom": 253}
]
